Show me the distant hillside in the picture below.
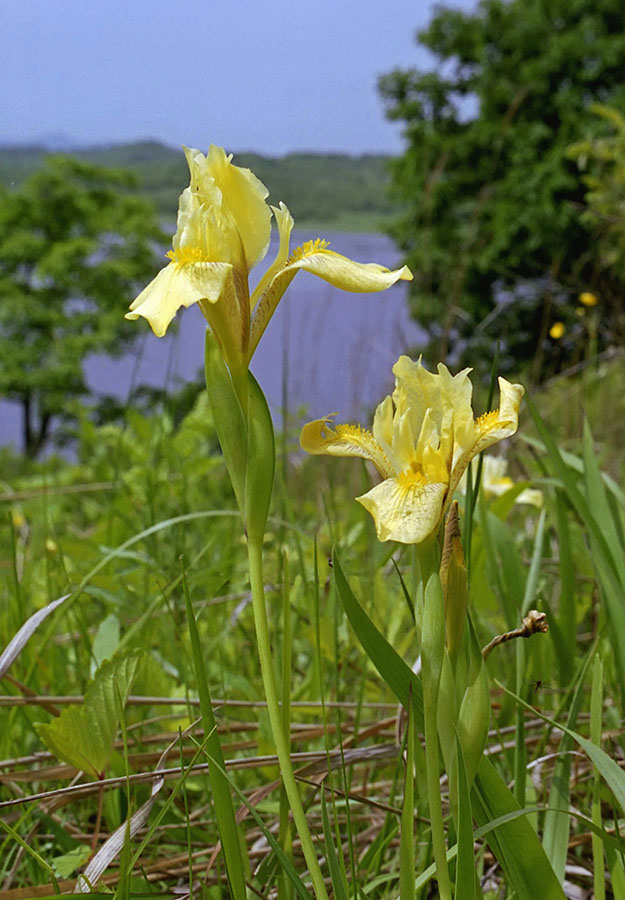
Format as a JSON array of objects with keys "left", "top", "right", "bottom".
[{"left": 0, "top": 140, "right": 398, "bottom": 232}]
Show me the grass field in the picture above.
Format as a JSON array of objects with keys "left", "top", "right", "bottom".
[{"left": 1, "top": 351, "right": 624, "bottom": 898}]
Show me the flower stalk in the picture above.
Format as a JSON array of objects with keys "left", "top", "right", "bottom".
[{"left": 248, "top": 537, "right": 329, "bottom": 900}]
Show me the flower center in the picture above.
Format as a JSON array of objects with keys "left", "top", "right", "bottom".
[
  {"left": 166, "top": 246, "right": 205, "bottom": 265},
  {"left": 476, "top": 410, "right": 499, "bottom": 433},
  {"left": 397, "top": 464, "right": 428, "bottom": 491},
  {"left": 287, "top": 238, "right": 330, "bottom": 264}
]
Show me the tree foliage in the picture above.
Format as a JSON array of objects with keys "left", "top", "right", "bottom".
[
  {"left": 569, "top": 105, "right": 625, "bottom": 281},
  {"left": 379, "top": 0, "right": 625, "bottom": 380},
  {"left": 0, "top": 156, "right": 164, "bottom": 455}
]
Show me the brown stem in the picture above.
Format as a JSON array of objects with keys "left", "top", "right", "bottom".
[{"left": 482, "top": 609, "right": 549, "bottom": 660}]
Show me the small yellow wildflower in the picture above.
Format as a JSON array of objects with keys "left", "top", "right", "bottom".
[
  {"left": 549, "top": 321, "right": 565, "bottom": 340},
  {"left": 11, "top": 510, "right": 25, "bottom": 529},
  {"left": 301, "top": 356, "right": 524, "bottom": 544},
  {"left": 579, "top": 291, "right": 598, "bottom": 307},
  {"left": 127, "top": 146, "right": 412, "bottom": 380}
]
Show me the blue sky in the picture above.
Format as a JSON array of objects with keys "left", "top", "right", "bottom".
[{"left": 4, "top": 0, "right": 475, "bottom": 155}]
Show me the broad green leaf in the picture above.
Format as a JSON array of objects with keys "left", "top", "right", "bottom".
[
  {"left": 91, "top": 613, "right": 120, "bottom": 673},
  {"left": 472, "top": 756, "right": 566, "bottom": 900},
  {"left": 36, "top": 648, "right": 142, "bottom": 778},
  {"left": 245, "top": 370, "right": 275, "bottom": 543},
  {"left": 456, "top": 616, "right": 490, "bottom": 789},
  {"left": 52, "top": 844, "right": 91, "bottom": 878},
  {"left": 332, "top": 549, "right": 423, "bottom": 728},
  {"left": 455, "top": 736, "right": 477, "bottom": 900},
  {"left": 204, "top": 329, "right": 248, "bottom": 514}
]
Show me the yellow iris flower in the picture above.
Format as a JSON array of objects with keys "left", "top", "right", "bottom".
[
  {"left": 300, "top": 356, "right": 524, "bottom": 544},
  {"left": 126, "top": 146, "right": 412, "bottom": 379}
]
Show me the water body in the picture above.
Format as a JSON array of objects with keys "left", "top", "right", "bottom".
[{"left": 1, "top": 231, "right": 425, "bottom": 452}]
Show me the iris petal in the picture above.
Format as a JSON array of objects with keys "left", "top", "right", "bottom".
[
  {"left": 357, "top": 477, "right": 447, "bottom": 544},
  {"left": 126, "top": 262, "right": 232, "bottom": 337}
]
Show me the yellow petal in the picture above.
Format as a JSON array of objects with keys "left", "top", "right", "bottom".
[
  {"left": 357, "top": 475, "right": 447, "bottom": 543},
  {"left": 183, "top": 145, "right": 272, "bottom": 269},
  {"left": 248, "top": 242, "right": 412, "bottom": 361},
  {"left": 300, "top": 416, "right": 394, "bottom": 478},
  {"left": 447, "top": 377, "right": 524, "bottom": 499},
  {"left": 284, "top": 243, "right": 412, "bottom": 292},
  {"left": 126, "top": 261, "right": 232, "bottom": 337},
  {"left": 250, "top": 202, "right": 295, "bottom": 311}
]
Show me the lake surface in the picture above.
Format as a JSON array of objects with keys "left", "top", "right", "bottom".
[{"left": 1, "top": 231, "right": 425, "bottom": 452}]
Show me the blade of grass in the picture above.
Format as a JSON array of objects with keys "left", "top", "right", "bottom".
[
  {"left": 278, "top": 551, "right": 294, "bottom": 900},
  {"left": 181, "top": 561, "right": 248, "bottom": 900},
  {"left": 542, "top": 644, "right": 592, "bottom": 881},
  {"left": 525, "top": 395, "right": 625, "bottom": 696},
  {"left": 399, "top": 696, "right": 417, "bottom": 900},
  {"left": 590, "top": 653, "right": 606, "bottom": 900},
  {"left": 321, "top": 790, "right": 350, "bottom": 900},
  {"left": 497, "top": 679, "right": 625, "bottom": 815},
  {"left": 332, "top": 549, "right": 423, "bottom": 729}
]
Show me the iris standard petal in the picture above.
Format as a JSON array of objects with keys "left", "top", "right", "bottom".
[
  {"left": 184, "top": 146, "right": 272, "bottom": 270},
  {"left": 447, "top": 377, "right": 524, "bottom": 499},
  {"left": 250, "top": 203, "right": 295, "bottom": 311},
  {"left": 125, "top": 262, "right": 232, "bottom": 337},
  {"left": 357, "top": 476, "right": 448, "bottom": 544}
]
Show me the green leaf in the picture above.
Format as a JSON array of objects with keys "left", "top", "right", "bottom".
[
  {"left": 245, "top": 370, "right": 275, "bottom": 543},
  {"left": 321, "top": 791, "right": 349, "bottom": 900},
  {"left": 454, "top": 736, "right": 477, "bottom": 900},
  {"left": 472, "top": 756, "right": 566, "bottom": 900},
  {"left": 182, "top": 565, "right": 248, "bottom": 900},
  {"left": 204, "top": 330, "right": 248, "bottom": 514},
  {"left": 332, "top": 549, "right": 423, "bottom": 728},
  {"left": 542, "top": 649, "right": 591, "bottom": 881},
  {"left": 91, "top": 613, "right": 120, "bottom": 673},
  {"left": 526, "top": 396, "right": 625, "bottom": 694},
  {"left": 499, "top": 680, "right": 625, "bottom": 817},
  {"left": 399, "top": 700, "right": 417, "bottom": 900},
  {"left": 36, "top": 648, "right": 142, "bottom": 778},
  {"left": 52, "top": 844, "right": 92, "bottom": 878}
]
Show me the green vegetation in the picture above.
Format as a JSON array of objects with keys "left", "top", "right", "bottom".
[
  {"left": 0, "top": 142, "right": 397, "bottom": 232},
  {"left": 1, "top": 353, "right": 625, "bottom": 897},
  {"left": 0, "top": 156, "right": 164, "bottom": 456},
  {"left": 2, "top": 4, "right": 625, "bottom": 894},
  {"left": 379, "top": 0, "right": 625, "bottom": 380}
]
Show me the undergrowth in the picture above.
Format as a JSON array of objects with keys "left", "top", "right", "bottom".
[{"left": 1, "top": 355, "right": 624, "bottom": 899}]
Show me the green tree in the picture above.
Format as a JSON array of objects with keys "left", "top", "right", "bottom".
[
  {"left": 0, "top": 156, "right": 164, "bottom": 456},
  {"left": 569, "top": 105, "right": 625, "bottom": 278},
  {"left": 379, "top": 0, "right": 625, "bottom": 381}
]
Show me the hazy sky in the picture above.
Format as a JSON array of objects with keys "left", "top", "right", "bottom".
[{"left": 4, "top": 0, "right": 475, "bottom": 155}]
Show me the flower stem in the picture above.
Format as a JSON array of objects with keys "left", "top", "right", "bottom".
[
  {"left": 421, "top": 573, "right": 453, "bottom": 900},
  {"left": 247, "top": 537, "right": 329, "bottom": 900}
]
